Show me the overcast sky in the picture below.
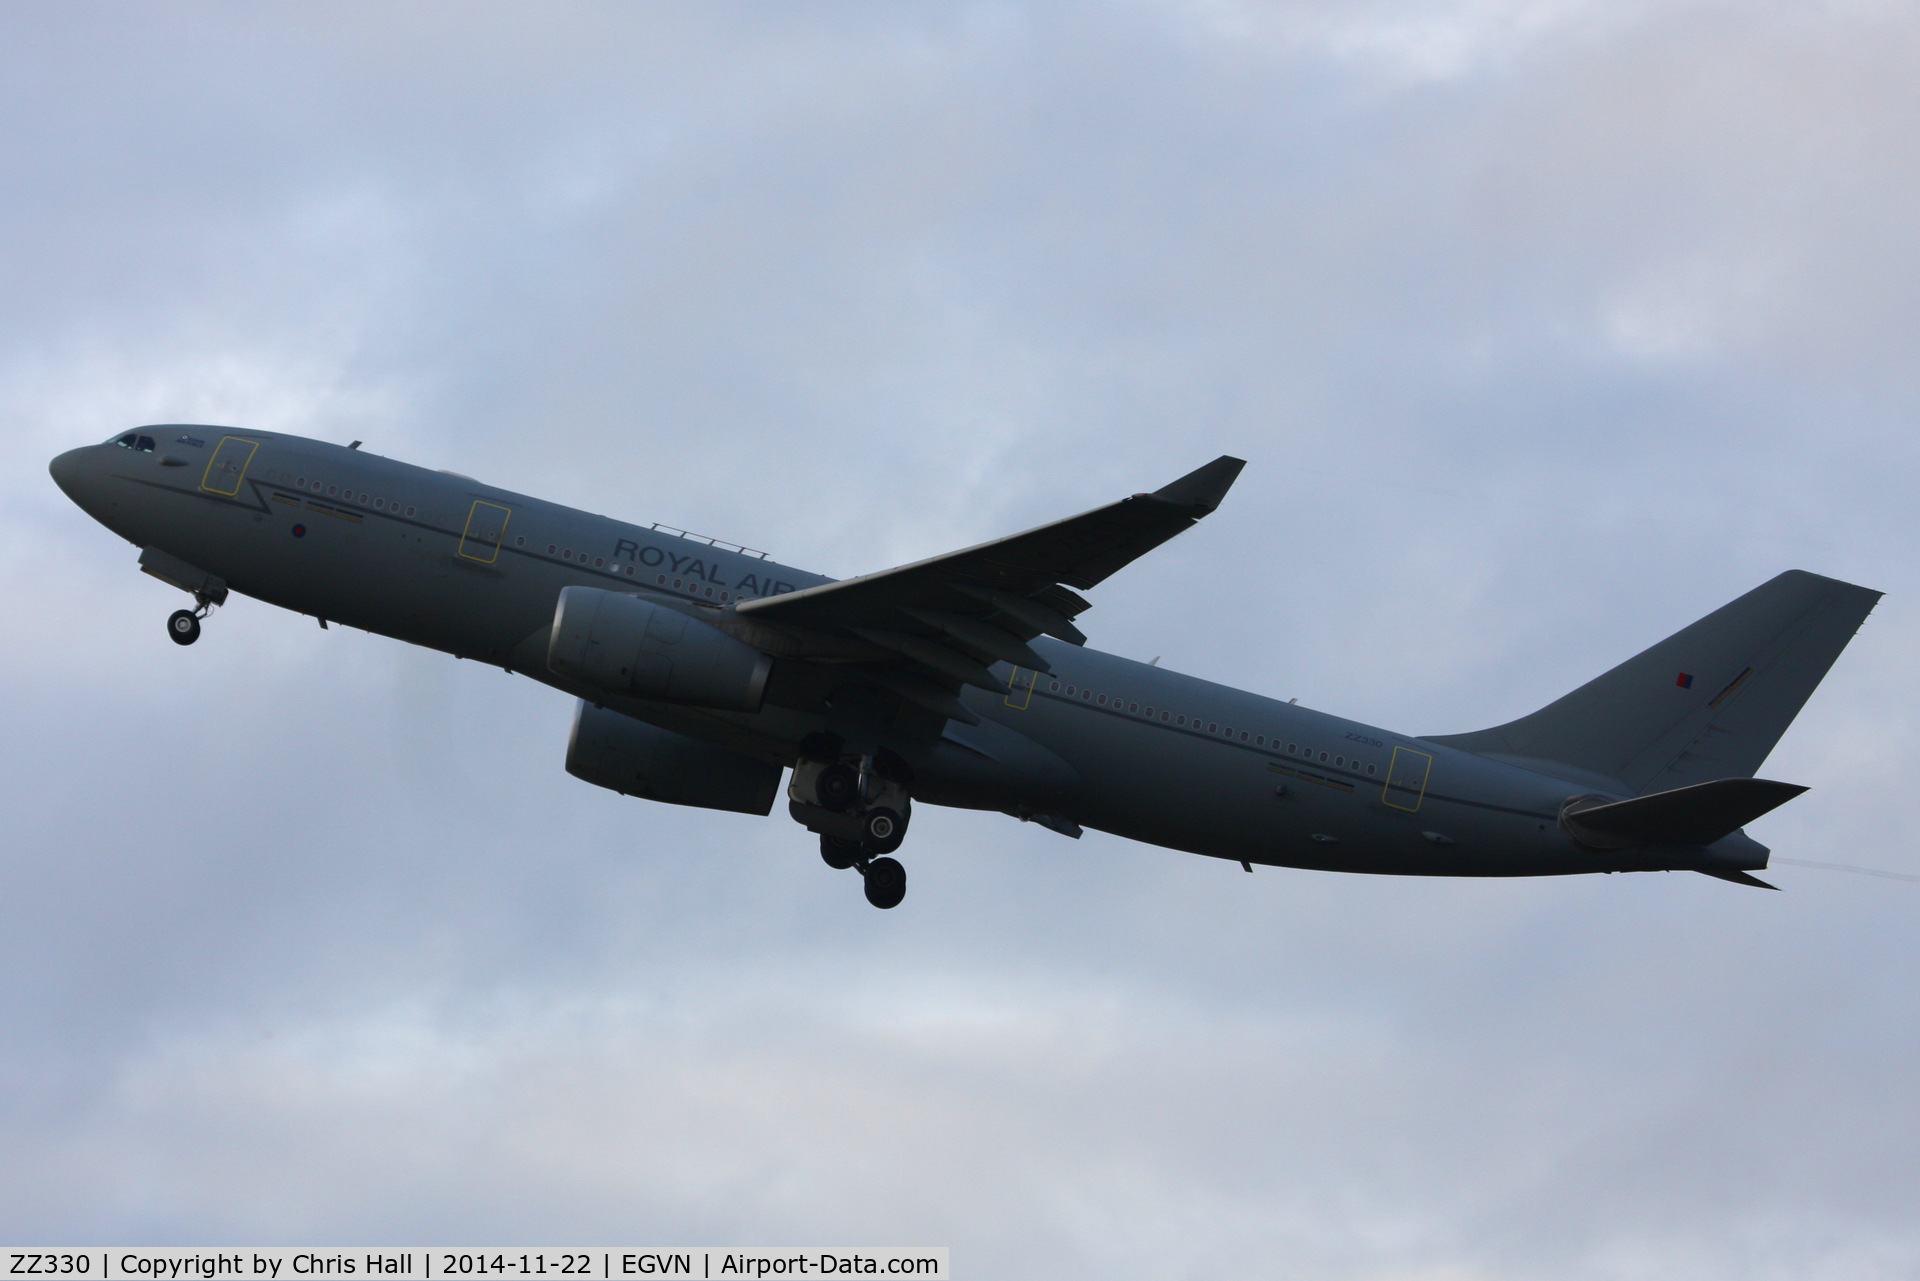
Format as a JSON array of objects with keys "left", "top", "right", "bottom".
[{"left": 5, "top": 2, "right": 1918, "bottom": 1276}]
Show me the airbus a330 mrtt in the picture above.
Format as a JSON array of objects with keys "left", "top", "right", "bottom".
[{"left": 50, "top": 428, "right": 1879, "bottom": 908}]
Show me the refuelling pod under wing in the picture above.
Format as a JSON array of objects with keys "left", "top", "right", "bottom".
[
  {"left": 548, "top": 585, "right": 772, "bottom": 711},
  {"left": 566, "top": 700, "right": 783, "bottom": 815}
]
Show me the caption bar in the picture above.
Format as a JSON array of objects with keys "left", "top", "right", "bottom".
[{"left": 5, "top": 1253, "right": 946, "bottom": 1281}]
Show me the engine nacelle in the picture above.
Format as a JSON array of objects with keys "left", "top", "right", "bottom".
[
  {"left": 566, "top": 700, "right": 783, "bottom": 815},
  {"left": 547, "top": 585, "right": 772, "bottom": 711}
]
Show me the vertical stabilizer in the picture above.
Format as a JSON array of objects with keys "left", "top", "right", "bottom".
[{"left": 1430, "top": 571, "right": 1880, "bottom": 794}]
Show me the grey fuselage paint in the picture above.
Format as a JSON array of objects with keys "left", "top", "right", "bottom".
[{"left": 49, "top": 428, "right": 1770, "bottom": 880}]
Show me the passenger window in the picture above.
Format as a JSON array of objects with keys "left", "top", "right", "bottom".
[
  {"left": 1128, "top": 702, "right": 1139, "bottom": 713},
  {"left": 1098, "top": 694, "right": 1108, "bottom": 705}
]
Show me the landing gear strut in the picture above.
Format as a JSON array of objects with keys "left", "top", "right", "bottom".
[{"left": 793, "top": 751, "right": 914, "bottom": 909}]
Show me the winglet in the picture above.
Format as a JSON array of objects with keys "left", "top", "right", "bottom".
[{"left": 1150, "top": 456, "right": 1246, "bottom": 514}]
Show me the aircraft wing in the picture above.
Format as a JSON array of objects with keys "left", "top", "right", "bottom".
[{"left": 733, "top": 456, "right": 1243, "bottom": 721}]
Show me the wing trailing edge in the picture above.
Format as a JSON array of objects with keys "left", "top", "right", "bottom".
[{"left": 734, "top": 456, "right": 1245, "bottom": 720}]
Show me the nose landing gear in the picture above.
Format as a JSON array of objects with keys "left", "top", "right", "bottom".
[
  {"left": 166, "top": 595, "right": 216, "bottom": 646},
  {"left": 794, "top": 752, "right": 914, "bottom": 909}
]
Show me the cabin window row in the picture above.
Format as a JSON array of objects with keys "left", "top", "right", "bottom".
[
  {"left": 293, "top": 476, "right": 416, "bottom": 517},
  {"left": 1043, "top": 679, "right": 1379, "bottom": 775},
  {"left": 516, "top": 536, "right": 735, "bottom": 602}
]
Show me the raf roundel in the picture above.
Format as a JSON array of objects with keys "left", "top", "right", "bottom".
[{"left": 291, "top": 523, "right": 306, "bottom": 538}]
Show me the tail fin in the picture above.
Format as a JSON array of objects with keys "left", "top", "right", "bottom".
[{"left": 1431, "top": 571, "right": 1881, "bottom": 794}]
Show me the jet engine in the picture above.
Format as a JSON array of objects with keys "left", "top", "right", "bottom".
[
  {"left": 566, "top": 700, "right": 783, "bottom": 815},
  {"left": 547, "top": 585, "right": 772, "bottom": 711}
]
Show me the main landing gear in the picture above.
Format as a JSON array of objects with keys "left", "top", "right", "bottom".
[
  {"left": 819, "top": 836, "right": 908, "bottom": 909},
  {"left": 792, "top": 746, "right": 914, "bottom": 910},
  {"left": 167, "top": 596, "right": 216, "bottom": 646}
]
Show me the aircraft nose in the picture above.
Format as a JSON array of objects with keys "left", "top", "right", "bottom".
[{"left": 49, "top": 446, "right": 89, "bottom": 500}]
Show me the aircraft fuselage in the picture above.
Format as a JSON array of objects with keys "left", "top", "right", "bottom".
[{"left": 50, "top": 426, "right": 1773, "bottom": 886}]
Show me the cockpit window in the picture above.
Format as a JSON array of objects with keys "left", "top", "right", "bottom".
[
  {"left": 115, "top": 434, "right": 136, "bottom": 448},
  {"left": 113, "top": 433, "right": 156, "bottom": 452},
  {"left": 135, "top": 435, "right": 156, "bottom": 452}
]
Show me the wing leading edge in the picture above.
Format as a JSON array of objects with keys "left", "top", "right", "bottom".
[{"left": 734, "top": 456, "right": 1245, "bottom": 721}]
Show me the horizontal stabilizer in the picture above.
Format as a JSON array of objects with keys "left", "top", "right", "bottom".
[
  {"left": 1565, "top": 777, "right": 1806, "bottom": 848},
  {"left": 1696, "top": 867, "right": 1780, "bottom": 890}
]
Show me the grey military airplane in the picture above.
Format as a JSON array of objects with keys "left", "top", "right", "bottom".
[{"left": 51, "top": 427, "right": 1879, "bottom": 908}]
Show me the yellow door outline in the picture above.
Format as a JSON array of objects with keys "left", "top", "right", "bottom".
[
  {"left": 457, "top": 499, "right": 512, "bottom": 564},
  {"left": 1004, "top": 666, "right": 1037, "bottom": 710},
  {"left": 1383, "top": 746, "right": 1433, "bottom": 813},
  {"left": 199, "top": 437, "right": 260, "bottom": 497}
]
